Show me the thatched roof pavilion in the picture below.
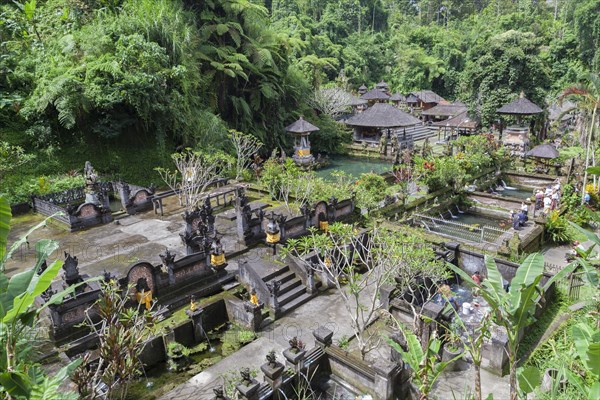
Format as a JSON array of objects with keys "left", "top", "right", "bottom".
[
  {"left": 431, "top": 111, "right": 478, "bottom": 141},
  {"left": 389, "top": 93, "right": 406, "bottom": 102},
  {"left": 285, "top": 116, "right": 319, "bottom": 165},
  {"left": 285, "top": 116, "right": 320, "bottom": 133},
  {"left": 497, "top": 93, "right": 543, "bottom": 115},
  {"left": 345, "top": 103, "right": 421, "bottom": 128},
  {"left": 526, "top": 144, "right": 559, "bottom": 159},
  {"left": 346, "top": 103, "right": 423, "bottom": 149}
]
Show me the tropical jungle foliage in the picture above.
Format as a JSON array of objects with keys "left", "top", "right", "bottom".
[
  {"left": 1, "top": 0, "right": 599, "bottom": 195},
  {"left": 0, "top": 196, "right": 83, "bottom": 399}
]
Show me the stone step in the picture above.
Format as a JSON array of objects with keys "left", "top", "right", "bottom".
[
  {"left": 261, "top": 265, "right": 290, "bottom": 282},
  {"left": 264, "top": 270, "right": 296, "bottom": 288},
  {"left": 277, "top": 285, "right": 307, "bottom": 307},
  {"left": 279, "top": 291, "right": 314, "bottom": 315},
  {"left": 277, "top": 277, "right": 302, "bottom": 296}
]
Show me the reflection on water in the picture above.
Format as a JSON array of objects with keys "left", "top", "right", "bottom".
[{"left": 315, "top": 156, "right": 391, "bottom": 180}]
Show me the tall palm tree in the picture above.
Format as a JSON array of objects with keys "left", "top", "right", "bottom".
[{"left": 559, "top": 73, "right": 600, "bottom": 204}]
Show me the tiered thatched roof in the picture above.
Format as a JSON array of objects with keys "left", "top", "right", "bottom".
[
  {"left": 285, "top": 116, "right": 320, "bottom": 133},
  {"left": 497, "top": 93, "right": 543, "bottom": 115},
  {"left": 360, "top": 88, "right": 391, "bottom": 101}
]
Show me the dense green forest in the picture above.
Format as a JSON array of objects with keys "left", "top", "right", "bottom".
[{"left": 1, "top": 0, "right": 599, "bottom": 199}]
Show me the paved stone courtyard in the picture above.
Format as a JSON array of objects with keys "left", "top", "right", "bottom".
[{"left": 4, "top": 181, "right": 564, "bottom": 399}]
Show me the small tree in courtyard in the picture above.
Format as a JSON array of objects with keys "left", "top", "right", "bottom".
[
  {"left": 72, "top": 281, "right": 157, "bottom": 399},
  {"left": 155, "top": 148, "right": 233, "bottom": 211},
  {"left": 282, "top": 224, "right": 447, "bottom": 359},
  {"left": 229, "top": 130, "right": 263, "bottom": 181}
]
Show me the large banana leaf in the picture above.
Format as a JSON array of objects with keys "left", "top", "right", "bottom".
[
  {"left": 0, "top": 196, "right": 10, "bottom": 263},
  {"left": 568, "top": 221, "right": 600, "bottom": 247},
  {"left": 508, "top": 274, "right": 543, "bottom": 330},
  {"left": 3, "top": 217, "right": 56, "bottom": 265},
  {"left": 482, "top": 256, "right": 508, "bottom": 306},
  {"left": 0, "top": 370, "right": 32, "bottom": 399},
  {"left": 517, "top": 366, "right": 541, "bottom": 395},
  {"left": 509, "top": 253, "right": 544, "bottom": 295},
  {"left": 572, "top": 322, "right": 600, "bottom": 377},
  {"left": 3, "top": 258, "right": 63, "bottom": 324},
  {"left": 1, "top": 239, "right": 59, "bottom": 320}
]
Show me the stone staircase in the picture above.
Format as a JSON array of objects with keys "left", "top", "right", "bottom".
[
  {"left": 410, "top": 124, "right": 437, "bottom": 142},
  {"left": 262, "top": 265, "right": 320, "bottom": 316}
]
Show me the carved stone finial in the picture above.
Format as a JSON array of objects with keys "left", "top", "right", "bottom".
[
  {"left": 240, "top": 368, "right": 252, "bottom": 386},
  {"left": 265, "top": 350, "right": 277, "bottom": 367}
]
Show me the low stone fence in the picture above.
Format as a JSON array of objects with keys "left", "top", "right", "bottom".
[
  {"left": 40, "top": 246, "right": 234, "bottom": 346},
  {"left": 224, "top": 327, "right": 407, "bottom": 400},
  {"left": 32, "top": 181, "right": 155, "bottom": 231}
]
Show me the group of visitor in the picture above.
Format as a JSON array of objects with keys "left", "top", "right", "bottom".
[{"left": 534, "top": 180, "right": 561, "bottom": 216}]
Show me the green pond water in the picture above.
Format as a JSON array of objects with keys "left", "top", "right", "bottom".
[
  {"left": 496, "top": 187, "right": 535, "bottom": 200},
  {"left": 315, "top": 156, "right": 392, "bottom": 180}
]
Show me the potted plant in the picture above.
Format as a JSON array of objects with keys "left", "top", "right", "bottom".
[
  {"left": 283, "top": 336, "right": 306, "bottom": 364},
  {"left": 442, "top": 318, "right": 465, "bottom": 371}
]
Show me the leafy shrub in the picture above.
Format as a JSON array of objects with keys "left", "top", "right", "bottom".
[
  {"left": 354, "top": 173, "right": 387, "bottom": 210},
  {"left": 1, "top": 174, "right": 85, "bottom": 204},
  {"left": 545, "top": 211, "right": 573, "bottom": 243},
  {"left": 221, "top": 325, "right": 256, "bottom": 356}
]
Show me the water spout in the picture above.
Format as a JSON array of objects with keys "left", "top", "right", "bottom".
[
  {"left": 439, "top": 213, "right": 446, "bottom": 220},
  {"left": 456, "top": 205, "right": 465, "bottom": 214},
  {"left": 501, "top": 179, "right": 516, "bottom": 190},
  {"left": 448, "top": 209, "right": 458, "bottom": 219}
]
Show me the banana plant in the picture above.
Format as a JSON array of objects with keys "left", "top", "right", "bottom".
[
  {"left": 387, "top": 322, "right": 463, "bottom": 400},
  {"left": 449, "top": 253, "right": 576, "bottom": 400},
  {"left": 0, "top": 196, "right": 83, "bottom": 399}
]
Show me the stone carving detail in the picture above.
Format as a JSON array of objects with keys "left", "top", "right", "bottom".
[{"left": 62, "top": 252, "right": 81, "bottom": 286}]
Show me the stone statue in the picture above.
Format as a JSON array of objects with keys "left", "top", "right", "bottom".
[
  {"left": 240, "top": 368, "right": 253, "bottom": 386},
  {"left": 265, "top": 350, "right": 278, "bottom": 367},
  {"left": 83, "top": 161, "right": 101, "bottom": 204},
  {"left": 84, "top": 161, "right": 98, "bottom": 187},
  {"left": 379, "top": 133, "right": 388, "bottom": 155},
  {"left": 266, "top": 280, "right": 281, "bottom": 297},
  {"left": 159, "top": 249, "right": 176, "bottom": 274},
  {"left": 62, "top": 252, "right": 81, "bottom": 286}
]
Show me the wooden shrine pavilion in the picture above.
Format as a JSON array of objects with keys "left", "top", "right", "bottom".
[{"left": 345, "top": 103, "right": 422, "bottom": 149}]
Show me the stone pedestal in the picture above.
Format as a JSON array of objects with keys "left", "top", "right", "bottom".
[
  {"left": 186, "top": 308, "right": 205, "bottom": 343},
  {"left": 313, "top": 327, "right": 333, "bottom": 349},
  {"left": 261, "top": 361, "right": 285, "bottom": 395},
  {"left": 283, "top": 348, "right": 306, "bottom": 372},
  {"left": 379, "top": 284, "right": 396, "bottom": 310},
  {"left": 236, "top": 380, "right": 260, "bottom": 400},
  {"left": 484, "top": 327, "right": 509, "bottom": 376},
  {"left": 373, "top": 358, "right": 404, "bottom": 400}
]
